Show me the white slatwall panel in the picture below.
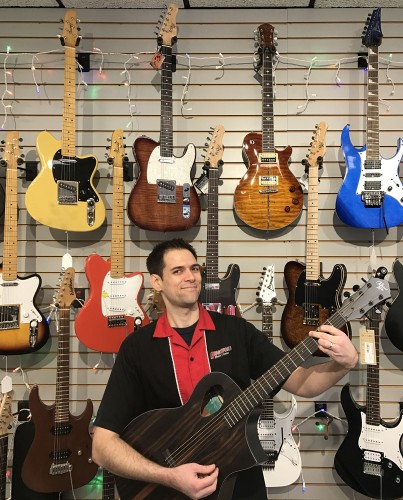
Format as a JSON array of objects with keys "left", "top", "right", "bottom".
[{"left": 0, "top": 6, "right": 402, "bottom": 499}]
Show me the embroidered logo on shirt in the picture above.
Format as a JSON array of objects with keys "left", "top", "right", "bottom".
[{"left": 210, "top": 346, "right": 232, "bottom": 360}]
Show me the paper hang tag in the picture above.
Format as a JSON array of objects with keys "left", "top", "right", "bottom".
[
  {"left": 369, "top": 245, "right": 378, "bottom": 272},
  {"left": 1, "top": 375, "right": 12, "bottom": 393},
  {"left": 359, "top": 326, "right": 376, "bottom": 365},
  {"left": 62, "top": 252, "right": 73, "bottom": 271}
]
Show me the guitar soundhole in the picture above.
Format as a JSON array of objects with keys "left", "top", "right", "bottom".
[{"left": 201, "top": 385, "right": 224, "bottom": 417}]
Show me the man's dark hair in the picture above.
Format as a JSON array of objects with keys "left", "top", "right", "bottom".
[{"left": 146, "top": 238, "right": 198, "bottom": 277}]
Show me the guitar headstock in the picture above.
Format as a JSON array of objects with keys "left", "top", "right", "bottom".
[
  {"left": 1, "top": 131, "right": 22, "bottom": 170},
  {"left": 256, "top": 23, "right": 277, "bottom": 52},
  {"left": 361, "top": 8, "right": 382, "bottom": 48},
  {"left": 256, "top": 264, "right": 277, "bottom": 305},
  {"left": 306, "top": 122, "right": 328, "bottom": 170},
  {"left": 158, "top": 3, "right": 178, "bottom": 46},
  {"left": 60, "top": 10, "right": 80, "bottom": 48},
  {"left": 0, "top": 391, "right": 13, "bottom": 436},
  {"left": 107, "top": 129, "right": 127, "bottom": 169},
  {"left": 204, "top": 125, "right": 225, "bottom": 170},
  {"left": 55, "top": 267, "right": 76, "bottom": 308}
]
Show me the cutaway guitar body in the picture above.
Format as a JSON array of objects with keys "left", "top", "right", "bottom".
[
  {"left": 234, "top": 134, "right": 302, "bottom": 231},
  {"left": 199, "top": 264, "right": 240, "bottom": 316},
  {"left": 128, "top": 137, "right": 200, "bottom": 232}
]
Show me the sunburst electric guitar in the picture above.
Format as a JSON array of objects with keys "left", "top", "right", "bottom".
[
  {"left": 335, "top": 8, "right": 403, "bottom": 230},
  {"left": 234, "top": 23, "right": 303, "bottom": 231},
  {"left": 22, "top": 268, "right": 98, "bottom": 493},
  {"left": 25, "top": 10, "right": 106, "bottom": 232},
  {"left": 281, "top": 123, "right": 350, "bottom": 355},
  {"left": 256, "top": 265, "right": 301, "bottom": 488},
  {"left": 75, "top": 130, "right": 149, "bottom": 353},
  {"left": 0, "top": 391, "right": 12, "bottom": 500},
  {"left": 0, "top": 131, "right": 49, "bottom": 355},
  {"left": 115, "top": 276, "right": 390, "bottom": 500},
  {"left": 335, "top": 267, "right": 403, "bottom": 499},
  {"left": 127, "top": 3, "right": 200, "bottom": 232},
  {"left": 199, "top": 125, "right": 240, "bottom": 316}
]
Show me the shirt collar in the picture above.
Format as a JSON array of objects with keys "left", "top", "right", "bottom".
[{"left": 153, "top": 303, "right": 216, "bottom": 338}]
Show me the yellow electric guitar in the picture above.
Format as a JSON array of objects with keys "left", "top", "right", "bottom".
[{"left": 25, "top": 10, "right": 106, "bottom": 232}]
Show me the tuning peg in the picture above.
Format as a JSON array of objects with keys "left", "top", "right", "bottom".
[
  {"left": 0, "top": 159, "right": 7, "bottom": 168},
  {"left": 343, "top": 291, "right": 351, "bottom": 298},
  {"left": 361, "top": 277, "right": 368, "bottom": 283},
  {"left": 352, "top": 284, "right": 360, "bottom": 292},
  {"left": 107, "top": 157, "right": 114, "bottom": 165}
]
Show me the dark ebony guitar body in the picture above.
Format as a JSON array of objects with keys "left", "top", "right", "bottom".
[
  {"left": 116, "top": 372, "right": 266, "bottom": 500},
  {"left": 199, "top": 264, "right": 241, "bottom": 316},
  {"left": 385, "top": 259, "right": 403, "bottom": 351},
  {"left": 334, "top": 384, "right": 403, "bottom": 499},
  {"left": 281, "top": 260, "right": 350, "bottom": 354}
]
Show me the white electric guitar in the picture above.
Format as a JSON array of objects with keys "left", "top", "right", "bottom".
[{"left": 256, "top": 265, "right": 302, "bottom": 487}]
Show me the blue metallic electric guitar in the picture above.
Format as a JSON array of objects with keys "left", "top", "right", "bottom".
[{"left": 335, "top": 8, "right": 403, "bottom": 230}]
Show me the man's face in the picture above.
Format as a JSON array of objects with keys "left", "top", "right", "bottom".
[{"left": 151, "top": 249, "right": 202, "bottom": 308}]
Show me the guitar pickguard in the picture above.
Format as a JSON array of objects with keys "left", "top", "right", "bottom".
[
  {"left": 52, "top": 150, "right": 99, "bottom": 203},
  {"left": 101, "top": 272, "right": 146, "bottom": 320},
  {"left": 146, "top": 144, "right": 196, "bottom": 187}
]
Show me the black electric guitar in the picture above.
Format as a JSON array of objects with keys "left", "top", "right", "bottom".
[
  {"left": 281, "top": 123, "right": 350, "bottom": 355},
  {"left": 0, "top": 391, "right": 12, "bottom": 500},
  {"left": 25, "top": 10, "right": 106, "bottom": 232},
  {"left": 127, "top": 3, "right": 200, "bottom": 232},
  {"left": 384, "top": 258, "right": 403, "bottom": 352},
  {"left": 334, "top": 267, "right": 403, "bottom": 499},
  {"left": 102, "top": 469, "right": 116, "bottom": 500},
  {"left": 22, "top": 268, "right": 98, "bottom": 493},
  {"left": 115, "top": 276, "right": 390, "bottom": 500},
  {"left": 199, "top": 125, "right": 240, "bottom": 316}
]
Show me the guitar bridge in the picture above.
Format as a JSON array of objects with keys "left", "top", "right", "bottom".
[
  {"left": 108, "top": 315, "right": 127, "bottom": 327},
  {"left": 157, "top": 179, "right": 176, "bottom": 203},
  {"left": 57, "top": 181, "right": 78, "bottom": 205},
  {"left": 49, "top": 462, "right": 73, "bottom": 475},
  {"left": 303, "top": 303, "right": 320, "bottom": 325},
  {"left": 0, "top": 305, "right": 20, "bottom": 329},
  {"left": 361, "top": 191, "right": 384, "bottom": 208}
]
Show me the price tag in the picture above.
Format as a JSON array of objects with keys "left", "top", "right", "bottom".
[
  {"left": 1, "top": 375, "right": 12, "bottom": 393},
  {"left": 359, "top": 326, "right": 376, "bottom": 365},
  {"left": 62, "top": 252, "right": 73, "bottom": 270}
]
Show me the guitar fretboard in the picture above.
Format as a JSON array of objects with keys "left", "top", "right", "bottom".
[
  {"left": 62, "top": 46, "right": 77, "bottom": 157},
  {"left": 366, "top": 47, "right": 379, "bottom": 161},
  {"left": 110, "top": 133, "right": 125, "bottom": 279},
  {"left": 55, "top": 307, "right": 71, "bottom": 422},
  {"left": 261, "top": 303, "right": 274, "bottom": 420},
  {"left": 262, "top": 47, "right": 275, "bottom": 153},
  {"left": 160, "top": 45, "right": 173, "bottom": 158},
  {"left": 0, "top": 434, "right": 8, "bottom": 500},
  {"left": 365, "top": 307, "right": 381, "bottom": 426},
  {"left": 205, "top": 165, "right": 220, "bottom": 291},
  {"left": 306, "top": 155, "right": 320, "bottom": 280}
]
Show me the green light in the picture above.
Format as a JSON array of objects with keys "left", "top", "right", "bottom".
[{"left": 316, "top": 423, "right": 326, "bottom": 432}]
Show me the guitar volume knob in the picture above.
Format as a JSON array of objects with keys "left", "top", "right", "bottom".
[{"left": 284, "top": 206, "right": 290, "bottom": 212}]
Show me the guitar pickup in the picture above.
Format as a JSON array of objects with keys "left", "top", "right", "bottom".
[
  {"left": 157, "top": 179, "right": 176, "bottom": 203},
  {"left": 57, "top": 181, "right": 78, "bottom": 205},
  {"left": 259, "top": 153, "right": 277, "bottom": 163}
]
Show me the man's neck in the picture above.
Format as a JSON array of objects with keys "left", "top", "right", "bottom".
[{"left": 166, "top": 303, "right": 200, "bottom": 328}]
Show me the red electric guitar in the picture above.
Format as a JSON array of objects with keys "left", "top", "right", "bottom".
[{"left": 75, "top": 130, "right": 149, "bottom": 353}]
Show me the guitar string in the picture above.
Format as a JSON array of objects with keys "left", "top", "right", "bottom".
[{"left": 166, "top": 290, "right": 378, "bottom": 465}]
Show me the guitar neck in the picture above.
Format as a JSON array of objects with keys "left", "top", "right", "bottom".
[
  {"left": 110, "top": 152, "right": 124, "bottom": 278},
  {"left": 56, "top": 307, "right": 71, "bottom": 422},
  {"left": 306, "top": 159, "right": 320, "bottom": 280},
  {"left": 62, "top": 45, "right": 77, "bottom": 157},
  {"left": 262, "top": 47, "right": 275, "bottom": 153},
  {"left": 0, "top": 434, "right": 8, "bottom": 500},
  {"left": 366, "top": 47, "right": 379, "bottom": 160},
  {"left": 160, "top": 45, "right": 173, "bottom": 157},
  {"left": 205, "top": 167, "right": 219, "bottom": 284},
  {"left": 102, "top": 469, "right": 115, "bottom": 500},
  {"left": 3, "top": 141, "right": 18, "bottom": 282},
  {"left": 261, "top": 303, "right": 274, "bottom": 419},
  {"left": 365, "top": 307, "right": 381, "bottom": 425}
]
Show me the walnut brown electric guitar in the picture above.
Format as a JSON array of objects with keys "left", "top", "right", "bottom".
[
  {"left": 281, "top": 123, "right": 351, "bottom": 355},
  {"left": 198, "top": 125, "right": 240, "bottom": 316},
  {"left": 233, "top": 23, "right": 303, "bottom": 231},
  {"left": 0, "top": 131, "right": 49, "bottom": 355},
  {"left": 115, "top": 276, "right": 390, "bottom": 499},
  {"left": 22, "top": 268, "right": 98, "bottom": 493},
  {"left": 75, "top": 130, "right": 149, "bottom": 353},
  {"left": 25, "top": 11, "right": 106, "bottom": 232},
  {"left": 127, "top": 3, "right": 200, "bottom": 232}
]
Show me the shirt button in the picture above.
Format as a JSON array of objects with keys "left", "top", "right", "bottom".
[{"left": 190, "top": 357, "right": 194, "bottom": 362}]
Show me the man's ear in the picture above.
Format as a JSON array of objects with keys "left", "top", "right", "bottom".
[{"left": 150, "top": 274, "right": 162, "bottom": 291}]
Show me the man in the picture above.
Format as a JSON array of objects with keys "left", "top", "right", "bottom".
[{"left": 92, "top": 238, "right": 358, "bottom": 499}]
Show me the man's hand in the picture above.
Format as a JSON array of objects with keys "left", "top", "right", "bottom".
[
  {"left": 169, "top": 463, "right": 219, "bottom": 499},
  {"left": 309, "top": 325, "right": 358, "bottom": 369}
]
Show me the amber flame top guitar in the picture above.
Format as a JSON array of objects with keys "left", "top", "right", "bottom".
[
  {"left": 234, "top": 23, "right": 303, "bottom": 230},
  {"left": 256, "top": 265, "right": 301, "bottom": 488},
  {"left": 75, "top": 130, "right": 149, "bottom": 353},
  {"left": 281, "top": 123, "right": 350, "bottom": 355},
  {"left": 115, "top": 276, "right": 390, "bottom": 499},
  {"left": 0, "top": 391, "right": 12, "bottom": 500},
  {"left": 199, "top": 125, "right": 240, "bottom": 316},
  {"left": 22, "top": 268, "right": 98, "bottom": 493},
  {"left": 0, "top": 131, "right": 49, "bottom": 355},
  {"left": 25, "top": 10, "right": 106, "bottom": 232},
  {"left": 335, "top": 8, "right": 403, "bottom": 230},
  {"left": 335, "top": 267, "right": 403, "bottom": 499},
  {"left": 127, "top": 3, "right": 200, "bottom": 232}
]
